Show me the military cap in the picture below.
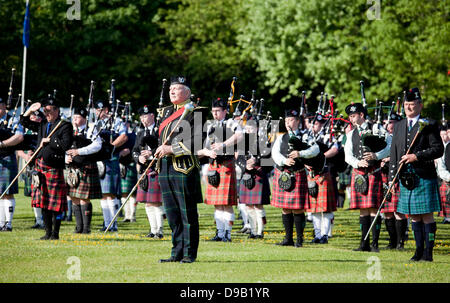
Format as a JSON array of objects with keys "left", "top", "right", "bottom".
[
  {"left": 405, "top": 87, "right": 422, "bottom": 102},
  {"left": 345, "top": 102, "right": 366, "bottom": 116},
  {"left": 285, "top": 109, "right": 300, "bottom": 118},
  {"left": 211, "top": 97, "right": 227, "bottom": 110},
  {"left": 94, "top": 100, "right": 110, "bottom": 110},
  {"left": 138, "top": 105, "right": 155, "bottom": 115},
  {"left": 388, "top": 112, "right": 402, "bottom": 122},
  {"left": 170, "top": 76, "right": 190, "bottom": 88},
  {"left": 316, "top": 113, "right": 326, "bottom": 123},
  {"left": 41, "top": 97, "right": 59, "bottom": 107},
  {"left": 73, "top": 107, "right": 88, "bottom": 118}
]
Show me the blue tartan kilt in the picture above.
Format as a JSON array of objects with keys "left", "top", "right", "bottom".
[
  {"left": 0, "top": 155, "right": 19, "bottom": 195},
  {"left": 398, "top": 177, "right": 441, "bottom": 215},
  {"left": 239, "top": 170, "right": 271, "bottom": 205},
  {"left": 100, "top": 157, "right": 121, "bottom": 196}
]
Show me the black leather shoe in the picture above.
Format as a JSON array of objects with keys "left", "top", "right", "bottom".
[
  {"left": 276, "top": 238, "right": 294, "bottom": 246},
  {"left": 180, "top": 257, "right": 195, "bottom": 264},
  {"left": 209, "top": 235, "right": 223, "bottom": 241},
  {"left": 146, "top": 233, "right": 155, "bottom": 238},
  {"left": 410, "top": 250, "right": 423, "bottom": 262},
  {"left": 159, "top": 256, "right": 181, "bottom": 263},
  {"left": 311, "top": 237, "right": 321, "bottom": 244},
  {"left": 255, "top": 234, "right": 264, "bottom": 239},
  {"left": 248, "top": 234, "right": 256, "bottom": 239}
]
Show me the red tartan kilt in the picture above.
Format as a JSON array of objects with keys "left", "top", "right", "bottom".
[
  {"left": 349, "top": 167, "right": 382, "bottom": 210},
  {"left": 31, "top": 158, "right": 68, "bottom": 212},
  {"left": 136, "top": 170, "right": 162, "bottom": 203},
  {"left": 439, "top": 181, "right": 450, "bottom": 217},
  {"left": 67, "top": 163, "right": 102, "bottom": 200},
  {"left": 204, "top": 159, "right": 237, "bottom": 206},
  {"left": 306, "top": 171, "right": 337, "bottom": 213},
  {"left": 271, "top": 168, "right": 307, "bottom": 210},
  {"left": 381, "top": 172, "right": 399, "bottom": 213}
]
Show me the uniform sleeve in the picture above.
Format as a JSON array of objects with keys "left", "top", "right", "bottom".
[
  {"left": 344, "top": 129, "right": 360, "bottom": 169},
  {"left": 77, "top": 136, "right": 102, "bottom": 156},
  {"left": 375, "top": 134, "right": 391, "bottom": 160},
  {"left": 436, "top": 153, "right": 450, "bottom": 182},
  {"left": 271, "top": 134, "right": 286, "bottom": 167}
]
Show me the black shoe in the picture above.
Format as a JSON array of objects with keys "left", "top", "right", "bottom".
[
  {"left": 159, "top": 256, "right": 181, "bottom": 263},
  {"left": 255, "top": 234, "right": 264, "bottom": 239},
  {"left": 146, "top": 233, "right": 155, "bottom": 238},
  {"left": 31, "top": 223, "right": 42, "bottom": 229},
  {"left": 1, "top": 226, "right": 12, "bottom": 232},
  {"left": 311, "top": 237, "right": 321, "bottom": 244},
  {"left": 40, "top": 234, "right": 51, "bottom": 240},
  {"left": 442, "top": 219, "right": 450, "bottom": 224},
  {"left": 239, "top": 227, "right": 249, "bottom": 233},
  {"left": 248, "top": 233, "right": 256, "bottom": 239},
  {"left": 370, "top": 245, "right": 379, "bottom": 253},
  {"left": 122, "top": 219, "right": 131, "bottom": 223},
  {"left": 294, "top": 239, "right": 303, "bottom": 247},
  {"left": 209, "top": 235, "right": 223, "bottom": 241},
  {"left": 180, "top": 257, "right": 195, "bottom": 264},
  {"left": 50, "top": 232, "right": 59, "bottom": 240},
  {"left": 319, "top": 236, "right": 328, "bottom": 244},
  {"left": 276, "top": 238, "right": 294, "bottom": 246},
  {"left": 155, "top": 233, "right": 164, "bottom": 239},
  {"left": 410, "top": 249, "right": 423, "bottom": 262},
  {"left": 222, "top": 237, "right": 232, "bottom": 243}
]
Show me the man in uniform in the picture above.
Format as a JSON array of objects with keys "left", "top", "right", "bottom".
[
  {"left": 155, "top": 76, "right": 208, "bottom": 263},
  {"left": 21, "top": 97, "right": 73, "bottom": 240},
  {"left": 94, "top": 101, "right": 128, "bottom": 232},
  {"left": 344, "top": 102, "right": 391, "bottom": 252},
  {"left": 436, "top": 123, "right": 450, "bottom": 224},
  {"left": 381, "top": 112, "right": 408, "bottom": 250},
  {"left": 65, "top": 107, "right": 103, "bottom": 234},
  {"left": 132, "top": 105, "right": 165, "bottom": 238},
  {"left": 199, "top": 98, "right": 242, "bottom": 242},
  {"left": 389, "top": 88, "right": 443, "bottom": 261},
  {"left": 0, "top": 98, "right": 24, "bottom": 232},
  {"left": 271, "top": 109, "right": 320, "bottom": 247}
]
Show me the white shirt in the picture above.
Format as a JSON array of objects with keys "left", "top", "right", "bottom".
[
  {"left": 407, "top": 114, "right": 420, "bottom": 129},
  {"left": 76, "top": 123, "right": 102, "bottom": 156},
  {"left": 272, "top": 130, "right": 320, "bottom": 167},
  {"left": 436, "top": 142, "right": 450, "bottom": 182}
]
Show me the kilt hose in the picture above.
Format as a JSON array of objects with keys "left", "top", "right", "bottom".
[
  {"left": 100, "top": 157, "right": 121, "bottom": 196},
  {"left": 271, "top": 168, "right": 308, "bottom": 210},
  {"left": 121, "top": 161, "right": 138, "bottom": 194},
  {"left": 306, "top": 170, "right": 337, "bottom": 213},
  {"left": 398, "top": 177, "right": 441, "bottom": 215},
  {"left": 136, "top": 169, "right": 162, "bottom": 203},
  {"left": 204, "top": 159, "right": 237, "bottom": 206},
  {"left": 0, "top": 155, "right": 19, "bottom": 195},
  {"left": 239, "top": 169, "right": 271, "bottom": 205},
  {"left": 381, "top": 171, "right": 399, "bottom": 213},
  {"left": 349, "top": 167, "right": 383, "bottom": 210},
  {"left": 66, "top": 163, "right": 102, "bottom": 200},
  {"left": 158, "top": 157, "right": 203, "bottom": 260},
  {"left": 31, "top": 158, "right": 68, "bottom": 212},
  {"left": 439, "top": 181, "right": 450, "bottom": 218}
]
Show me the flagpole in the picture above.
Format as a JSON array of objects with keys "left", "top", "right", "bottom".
[{"left": 21, "top": 0, "right": 30, "bottom": 114}]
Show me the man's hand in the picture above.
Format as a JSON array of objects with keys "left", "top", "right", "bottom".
[
  {"left": 66, "top": 149, "right": 79, "bottom": 157},
  {"left": 357, "top": 159, "right": 369, "bottom": 168},
  {"left": 399, "top": 154, "right": 418, "bottom": 165},
  {"left": 363, "top": 152, "right": 377, "bottom": 161},
  {"left": 154, "top": 144, "right": 173, "bottom": 158},
  {"left": 284, "top": 158, "right": 296, "bottom": 167},
  {"left": 210, "top": 142, "right": 224, "bottom": 152},
  {"left": 119, "top": 148, "right": 130, "bottom": 158},
  {"left": 39, "top": 137, "right": 51, "bottom": 148},
  {"left": 246, "top": 157, "right": 256, "bottom": 170},
  {"left": 288, "top": 150, "right": 300, "bottom": 159}
]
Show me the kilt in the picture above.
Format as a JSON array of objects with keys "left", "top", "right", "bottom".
[
  {"left": 136, "top": 169, "right": 162, "bottom": 203},
  {"left": 100, "top": 157, "right": 121, "bottom": 196},
  {"left": 271, "top": 167, "right": 308, "bottom": 210},
  {"left": 338, "top": 169, "right": 352, "bottom": 188},
  {"left": 397, "top": 177, "right": 441, "bottom": 215},
  {"left": 22, "top": 173, "right": 32, "bottom": 197},
  {"left": 158, "top": 157, "right": 202, "bottom": 259},
  {"left": 121, "top": 162, "right": 138, "bottom": 194},
  {"left": 204, "top": 159, "right": 237, "bottom": 206},
  {"left": 66, "top": 163, "right": 102, "bottom": 200},
  {"left": 31, "top": 158, "right": 68, "bottom": 212},
  {"left": 239, "top": 169, "right": 271, "bottom": 205},
  {"left": 349, "top": 167, "right": 383, "bottom": 210},
  {"left": 381, "top": 172, "right": 399, "bottom": 213},
  {"left": 439, "top": 181, "right": 450, "bottom": 217},
  {"left": 0, "top": 155, "right": 19, "bottom": 195},
  {"left": 305, "top": 171, "right": 337, "bottom": 213}
]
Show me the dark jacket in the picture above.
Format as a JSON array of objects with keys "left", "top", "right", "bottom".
[
  {"left": 20, "top": 115, "right": 73, "bottom": 169},
  {"left": 389, "top": 117, "right": 443, "bottom": 182}
]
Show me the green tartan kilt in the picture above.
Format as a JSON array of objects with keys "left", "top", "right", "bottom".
[
  {"left": 398, "top": 177, "right": 441, "bottom": 215},
  {"left": 0, "top": 155, "right": 19, "bottom": 195},
  {"left": 66, "top": 163, "right": 103, "bottom": 200},
  {"left": 22, "top": 173, "right": 32, "bottom": 197},
  {"left": 121, "top": 162, "right": 138, "bottom": 194}
]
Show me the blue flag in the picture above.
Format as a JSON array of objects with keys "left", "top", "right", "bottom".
[{"left": 23, "top": 1, "right": 30, "bottom": 48}]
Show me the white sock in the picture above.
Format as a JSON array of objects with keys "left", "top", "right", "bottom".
[
  {"left": 34, "top": 207, "right": 43, "bottom": 226},
  {"left": 255, "top": 208, "right": 265, "bottom": 236},
  {"left": 0, "top": 200, "right": 5, "bottom": 227},
  {"left": 238, "top": 203, "right": 249, "bottom": 227},
  {"left": 154, "top": 206, "right": 164, "bottom": 235},
  {"left": 100, "top": 199, "right": 110, "bottom": 227},
  {"left": 111, "top": 199, "right": 120, "bottom": 228},
  {"left": 215, "top": 210, "right": 225, "bottom": 238},
  {"left": 247, "top": 207, "right": 257, "bottom": 235},
  {"left": 145, "top": 206, "right": 157, "bottom": 234},
  {"left": 311, "top": 213, "right": 322, "bottom": 238},
  {"left": 4, "top": 199, "right": 15, "bottom": 228},
  {"left": 129, "top": 197, "right": 137, "bottom": 220},
  {"left": 223, "top": 210, "right": 235, "bottom": 238},
  {"left": 122, "top": 197, "right": 130, "bottom": 220},
  {"left": 327, "top": 213, "right": 334, "bottom": 238}
]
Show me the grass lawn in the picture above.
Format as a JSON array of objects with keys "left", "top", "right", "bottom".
[{"left": 0, "top": 182, "right": 449, "bottom": 283}]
